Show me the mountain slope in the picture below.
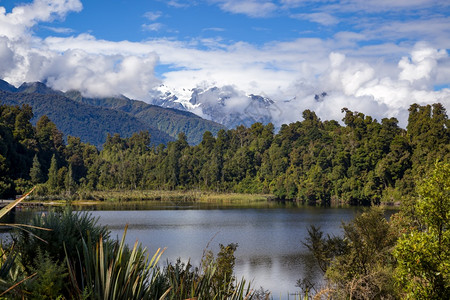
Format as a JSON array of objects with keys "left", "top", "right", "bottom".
[
  {"left": 0, "top": 86, "right": 174, "bottom": 147},
  {"left": 64, "top": 90, "right": 226, "bottom": 145},
  {"left": 0, "top": 80, "right": 17, "bottom": 93},
  {"left": 153, "top": 84, "right": 278, "bottom": 129}
]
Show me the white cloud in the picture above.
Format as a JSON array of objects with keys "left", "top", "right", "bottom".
[
  {"left": 142, "top": 23, "right": 164, "bottom": 32},
  {"left": 203, "top": 27, "right": 226, "bottom": 32},
  {"left": 41, "top": 26, "right": 75, "bottom": 34},
  {"left": 282, "top": 0, "right": 449, "bottom": 12},
  {"left": 38, "top": 49, "right": 159, "bottom": 99},
  {"left": 398, "top": 44, "right": 447, "bottom": 85},
  {"left": 0, "top": 0, "right": 82, "bottom": 40},
  {"left": 144, "top": 11, "right": 162, "bottom": 21},
  {"left": 166, "top": 0, "right": 195, "bottom": 8},
  {"left": 0, "top": 0, "right": 160, "bottom": 100},
  {"left": 292, "top": 12, "right": 339, "bottom": 26},
  {"left": 364, "top": 17, "right": 450, "bottom": 50},
  {"left": 0, "top": 37, "right": 15, "bottom": 75},
  {"left": 36, "top": 32, "right": 450, "bottom": 127},
  {"left": 337, "top": 0, "right": 449, "bottom": 12},
  {"left": 305, "top": 48, "right": 450, "bottom": 126},
  {"left": 212, "top": 0, "right": 278, "bottom": 17}
]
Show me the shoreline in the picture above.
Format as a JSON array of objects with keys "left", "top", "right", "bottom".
[{"left": 11, "top": 189, "right": 402, "bottom": 209}]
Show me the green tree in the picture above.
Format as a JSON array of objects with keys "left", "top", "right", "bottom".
[
  {"left": 394, "top": 162, "right": 450, "bottom": 299},
  {"left": 13, "top": 104, "right": 35, "bottom": 151},
  {"left": 36, "top": 115, "right": 65, "bottom": 171},
  {"left": 0, "top": 154, "right": 13, "bottom": 198},
  {"left": 306, "top": 208, "right": 399, "bottom": 299},
  {"left": 202, "top": 243, "right": 238, "bottom": 294},
  {"left": 65, "top": 164, "right": 76, "bottom": 195},
  {"left": 46, "top": 154, "right": 59, "bottom": 192},
  {"left": 29, "top": 154, "right": 45, "bottom": 184}
]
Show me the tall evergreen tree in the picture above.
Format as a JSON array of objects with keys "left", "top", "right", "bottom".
[
  {"left": 46, "top": 154, "right": 58, "bottom": 191},
  {"left": 29, "top": 154, "right": 45, "bottom": 184},
  {"left": 65, "top": 164, "right": 76, "bottom": 195}
]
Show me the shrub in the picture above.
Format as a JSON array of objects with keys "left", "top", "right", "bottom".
[{"left": 24, "top": 251, "right": 67, "bottom": 299}]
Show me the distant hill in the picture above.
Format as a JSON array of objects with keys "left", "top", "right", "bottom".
[
  {"left": 0, "top": 80, "right": 17, "bottom": 93},
  {"left": 64, "top": 91, "right": 226, "bottom": 145},
  {"left": 16, "top": 81, "right": 64, "bottom": 95},
  {"left": 0, "top": 80, "right": 226, "bottom": 147},
  {"left": 0, "top": 81, "right": 174, "bottom": 147}
]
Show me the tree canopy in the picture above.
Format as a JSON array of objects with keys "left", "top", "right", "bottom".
[{"left": 0, "top": 103, "right": 448, "bottom": 205}]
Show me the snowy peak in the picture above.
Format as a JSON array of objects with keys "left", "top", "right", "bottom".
[
  {"left": 152, "top": 84, "right": 198, "bottom": 110},
  {"left": 150, "top": 84, "right": 278, "bottom": 128}
]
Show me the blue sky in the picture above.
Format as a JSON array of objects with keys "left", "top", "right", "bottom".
[{"left": 0, "top": 0, "right": 449, "bottom": 125}]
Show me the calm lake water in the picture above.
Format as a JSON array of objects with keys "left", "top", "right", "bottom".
[
  {"left": 2, "top": 204, "right": 380, "bottom": 298},
  {"left": 79, "top": 204, "right": 363, "bottom": 298}
]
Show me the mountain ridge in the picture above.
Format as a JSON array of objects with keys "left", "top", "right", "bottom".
[
  {"left": 153, "top": 84, "right": 277, "bottom": 128},
  {"left": 63, "top": 90, "right": 226, "bottom": 145},
  {"left": 0, "top": 88, "right": 174, "bottom": 147},
  {"left": 0, "top": 80, "right": 226, "bottom": 147}
]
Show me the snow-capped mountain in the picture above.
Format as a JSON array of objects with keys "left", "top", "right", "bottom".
[
  {"left": 151, "top": 84, "right": 278, "bottom": 129},
  {"left": 151, "top": 84, "right": 196, "bottom": 111}
]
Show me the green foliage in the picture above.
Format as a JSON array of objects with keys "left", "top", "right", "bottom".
[
  {"left": 64, "top": 164, "right": 76, "bottom": 195},
  {"left": 0, "top": 101, "right": 448, "bottom": 206},
  {"left": 303, "top": 225, "right": 348, "bottom": 273},
  {"left": 203, "top": 243, "right": 238, "bottom": 293},
  {"left": 159, "top": 243, "right": 252, "bottom": 300},
  {"left": 15, "top": 209, "right": 109, "bottom": 273},
  {"left": 394, "top": 162, "right": 450, "bottom": 299},
  {"left": 29, "top": 155, "right": 44, "bottom": 184},
  {"left": 24, "top": 251, "right": 67, "bottom": 299},
  {"left": 46, "top": 154, "right": 58, "bottom": 192},
  {"left": 71, "top": 226, "right": 164, "bottom": 300},
  {"left": 0, "top": 90, "right": 174, "bottom": 147},
  {"left": 0, "top": 243, "right": 26, "bottom": 298},
  {"left": 305, "top": 163, "right": 449, "bottom": 299},
  {"left": 305, "top": 209, "right": 399, "bottom": 299}
]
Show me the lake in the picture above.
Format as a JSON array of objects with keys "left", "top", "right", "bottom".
[{"left": 78, "top": 204, "right": 363, "bottom": 298}]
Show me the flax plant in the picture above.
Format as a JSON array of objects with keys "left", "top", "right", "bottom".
[
  {"left": 0, "top": 187, "right": 47, "bottom": 297},
  {"left": 69, "top": 225, "right": 167, "bottom": 300},
  {"left": 159, "top": 254, "right": 254, "bottom": 299},
  {"left": 0, "top": 187, "right": 50, "bottom": 242}
]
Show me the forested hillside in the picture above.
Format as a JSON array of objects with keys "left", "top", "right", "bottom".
[
  {"left": 0, "top": 89, "right": 174, "bottom": 147},
  {"left": 65, "top": 90, "right": 226, "bottom": 145},
  {"left": 0, "top": 80, "right": 226, "bottom": 146},
  {"left": 0, "top": 102, "right": 448, "bottom": 205}
]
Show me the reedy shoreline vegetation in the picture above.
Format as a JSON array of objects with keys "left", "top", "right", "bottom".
[
  {"left": 0, "top": 202, "right": 254, "bottom": 299},
  {"left": 0, "top": 103, "right": 448, "bottom": 206},
  {"left": 28, "top": 190, "right": 272, "bottom": 205}
]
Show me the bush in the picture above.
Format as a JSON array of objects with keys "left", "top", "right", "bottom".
[
  {"left": 24, "top": 251, "right": 67, "bottom": 299},
  {"left": 305, "top": 208, "right": 399, "bottom": 299},
  {"left": 394, "top": 162, "right": 450, "bottom": 299},
  {"left": 16, "top": 209, "right": 109, "bottom": 268}
]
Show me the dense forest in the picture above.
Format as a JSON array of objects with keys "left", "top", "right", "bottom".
[{"left": 0, "top": 102, "right": 448, "bottom": 205}]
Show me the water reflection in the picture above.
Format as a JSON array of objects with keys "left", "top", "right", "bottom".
[{"left": 83, "top": 207, "right": 360, "bottom": 298}]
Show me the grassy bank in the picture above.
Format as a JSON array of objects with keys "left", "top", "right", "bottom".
[
  {"left": 27, "top": 189, "right": 274, "bottom": 206},
  {"left": 23, "top": 189, "right": 402, "bottom": 210}
]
